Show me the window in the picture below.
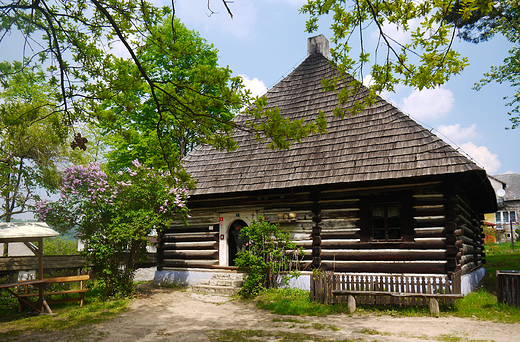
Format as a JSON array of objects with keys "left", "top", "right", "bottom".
[
  {"left": 371, "top": 205, "right": 401, "bottom": 241},
  {"left": 495, "top": 210, "right": 517, "bottom": 229}
]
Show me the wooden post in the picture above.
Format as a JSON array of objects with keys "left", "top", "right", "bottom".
[
  {"left": 429, "top": 298, "right": 440, "bottom": 317},
  {"left": 347, "top": 295, "right": 356, "bottom": 314}
]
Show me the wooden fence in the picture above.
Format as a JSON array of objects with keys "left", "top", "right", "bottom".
[
  {"left": 310, "top": 271, "right": 462, "bottom": 306},
  {"left": 0, "top": 253, "right": 156, "bottom": 272},
  {"left": 496, "top": 270, "right": 520, "bottom": 306}
]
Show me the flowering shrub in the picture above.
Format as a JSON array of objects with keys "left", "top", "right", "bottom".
[{"left": 36, "top": 161, "right": 190, "bottom": 297}]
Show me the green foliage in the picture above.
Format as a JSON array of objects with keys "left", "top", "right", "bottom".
[
  {"left": 302, "top": 0, "right": 520, "bottom": 127},
  {"left": 43, "top": 237, "right": 78, "bottom": 256},
  {"left": 0, "top": 61, "right": 70, "bottom": 221},
  {"left": 234, "top": 219, "right": 303, "bottom": 298},
  {"left": 1, "top": 1, "right": 326, "bottom": 176}
]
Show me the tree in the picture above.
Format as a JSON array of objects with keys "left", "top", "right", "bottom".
[
  {"left": 1, "top": 1, "right": 325, "bottom": 174},
  {"left": 96, "top": 16, "right": 240, "bottom": 171},
  {"left": 0, "top": 61, "right": 69, "bottom": 222},
  {"left": 36, "top": 161, "right": 190, "bottom": 297},
  {"left": 300, "top": 0, "right": 506, "bottom": 116}
]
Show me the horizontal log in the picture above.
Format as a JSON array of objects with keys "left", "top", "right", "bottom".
[
  {"left": 318, "top": 220, "right": 359, "bottom": 229},
  {"left": 0, "top": 255, "right": 88, "bottom": 271},
  {"left": 160, "top": 259, "right": 219, "bottom": 268},
  {"left": 461, "top": 262, "right": 479, "bottom": 275},
  {"left": 461, "top": 255, "right": 474, "bottom": 265},
  {"left": 161, "top": 233, "right": 219, "bottom": 242},
  {"left": 319, "top": 249, "right": 446, "bottom": 261},
  {"left": 459, "top": 225, "right": 476, "bottom": 240},
  {"left": 320, "top": 261, "right": 447, "bottom": 274},
  {"left": 412, "top": 205, "right": 445, "bottom": 217},
  {"left": 161, "top": 241, "right": 218, "bottom": 250},
  {"left": 320, "top": 208, "right": 359, "bottom": 219},
  {"left": 320, "top": 231, "right": 360, "bottom": 240},
  {"left": 412, "top": 194, "right": 445, "bottom": 204},
  {"left": 162, "top": 250, "right": 218, "bottom": 260},
  {"left": 414, "top": 217, "right": 445, "bottom": 228},
  {"left": 163, "top": 226, "right": 218, "bottom": 234},
  {"left": 320, "top": 239, "right": 447, "bottom": 250},
  {"left": 462, "top": 244, "right": 475, "bottom": 255},
  {"left": 293, "top": 240, "right": 312, "bottom": 248},
  {"left": 414, "top": 227, "right": 445, "bottom": 238},
  {"left": 462, "top": 236, "right": 476, "bottom": 245}
]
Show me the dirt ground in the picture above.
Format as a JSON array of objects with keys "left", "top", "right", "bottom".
[{"left": 9, "top": 283, "right": 520, "bottom": 341}]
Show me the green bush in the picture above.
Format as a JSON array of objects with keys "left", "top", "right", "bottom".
[{"left": 235, "top": 218, "right": 303, "bottom": 298}]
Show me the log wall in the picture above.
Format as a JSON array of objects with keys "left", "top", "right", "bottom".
[
  {"left": 445, "top": 194, "right": 485, "bottom": 276},
  {"left": 157, "top": 180, "right": 486, "bottom": 276},
  {"left": 158, "top": 211, "right": 220, "bottom": 270},
  {"left": 317, "top": 186, "right": 450, "bottom": 274}
]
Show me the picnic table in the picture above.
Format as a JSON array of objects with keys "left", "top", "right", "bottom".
[
  {"left": 0, "top": 222, "right": 59, "bottom": 315},
  {"left": 0, "top": 279, "right": 53, "bottom": 314}
]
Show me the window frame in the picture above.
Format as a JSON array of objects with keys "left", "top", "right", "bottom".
[{"left": 369, "top": 204, "right": 404, "bottom": 243}]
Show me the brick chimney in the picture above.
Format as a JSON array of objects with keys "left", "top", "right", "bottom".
[{"left": 307, "top": 34, "right": 330, "bottom": 59}]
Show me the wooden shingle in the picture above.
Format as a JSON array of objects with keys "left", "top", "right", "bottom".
[{"left": 183, "top": 52, "right": 483, "bottom": 196}]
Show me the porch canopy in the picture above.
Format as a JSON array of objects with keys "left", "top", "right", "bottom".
[{"left": 0, "top": 222, "right": 59, "bottom": 280}]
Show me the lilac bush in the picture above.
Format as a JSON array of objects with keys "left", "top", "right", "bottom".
[{"left": 36, "top": 161, "right": 190, "bottom": 297}]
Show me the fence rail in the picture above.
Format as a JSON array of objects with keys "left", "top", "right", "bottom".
[
  {"left": 310, "top": 271, "right": 462, "bottom": 306},
  {"left": 0, "top": 253, "right": 156, "bottom": 272}
]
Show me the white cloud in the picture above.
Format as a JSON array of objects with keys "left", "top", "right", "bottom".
[
  {"left": 400, "top": 87, "right": 454, "bottom": 121},
  {"left": 362, "top": 74, "right": 373, "bottom": 87},
  {"left": 240, "top": 75, "right": 267, "bottom": 97},
  {"left": 436, "top": 123, "right": 480, "bottom": 145},
  {"left": 459, "top": 142, "right": 501, "bottom": 174}
]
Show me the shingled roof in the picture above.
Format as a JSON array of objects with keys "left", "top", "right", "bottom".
[{"left": 183, "top": 36, "right": 486, "bottom": 197}]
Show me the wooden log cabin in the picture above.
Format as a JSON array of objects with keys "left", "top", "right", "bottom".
[{"left": 156, "top": 35, "right": 497, "bottom": 293}]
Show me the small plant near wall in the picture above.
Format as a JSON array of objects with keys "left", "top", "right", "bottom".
[{"left": 235, "top": 218, "right": 303, "bottom": 298}]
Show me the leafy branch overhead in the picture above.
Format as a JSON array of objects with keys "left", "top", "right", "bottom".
[
  {"left": 301, "top": 0, "right": 518, "bottom": 119},
  {"left": 0, "top": 0, "right": 324, "bottom": 174}
]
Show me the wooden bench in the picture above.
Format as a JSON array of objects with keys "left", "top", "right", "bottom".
[
  {"left": 18, "top": 275, "right": 90, "bottom": 311},
  {"left": 333, "top": 290, "right": 464, "bottom": 316}
]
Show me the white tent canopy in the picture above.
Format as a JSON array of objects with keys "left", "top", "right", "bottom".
[{"left": 0, "top": 222, "right": 58, "bottom": 239}]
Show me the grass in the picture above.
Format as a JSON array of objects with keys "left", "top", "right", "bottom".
[
  {"left": 255, "top": 243, "right": 520, "bottom": 323},
  {"left": 0, "top": 281, "right": 132, "bottom": 341}
]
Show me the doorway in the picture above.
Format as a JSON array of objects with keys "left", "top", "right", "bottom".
[{"left": 228, "top": 220, "right": 248, "bottom": 266}]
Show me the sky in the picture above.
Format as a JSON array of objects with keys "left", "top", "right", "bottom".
[
  {"left": 0, "top": 0, "right": 517, "bottom": 178},
  {"left": 163, "top": 0, "right": 518, "bottom": 176}
]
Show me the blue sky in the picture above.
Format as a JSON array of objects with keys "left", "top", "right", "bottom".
[{"left": 166, "top": 0, "right": 518, "bottom": 176}]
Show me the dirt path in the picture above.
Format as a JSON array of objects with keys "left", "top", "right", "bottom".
[{"left": 10, "top": 284, "right": 520, "bottom": 341}]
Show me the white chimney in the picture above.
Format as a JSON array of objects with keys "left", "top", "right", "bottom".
[{"left": 307, "top": 34, "right": 330, "bottom": 59}]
